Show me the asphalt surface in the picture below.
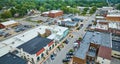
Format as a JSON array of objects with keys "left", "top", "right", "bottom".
[
  {"left": 111, "top": 57, "right": 120, "bottom": 64},
  {"left": 46, "top": 11, "right": 97, "bottom": 64},
  {"left": 13, "top": 12, "right": 97, "bottom": 64},
  {"left": 46, "top": 16, "right": 95, "bottom": 64}
]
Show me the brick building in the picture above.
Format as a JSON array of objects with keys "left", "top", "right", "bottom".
[
  {"left": 49, "top": 10, "right": 63, "bottom": 18},
  {"left": 71, "top": 31, "right": 112, "bottom": 64},
  {"left": 105, "top": 10, "right": 120, "bottom": 21},
  {"left": 96, "top": 46, "right": 112, "bottom": 64},
  {"left": 0, "top": 20, "right": 19, "bottom": 28},
  {"left": 41, "top": 10, "right": 63, "bottom": 18},
  {"left": 106, "top": 15, "right": 120, "bottom": 21}
]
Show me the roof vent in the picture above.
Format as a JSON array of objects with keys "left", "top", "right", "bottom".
[
  {"left": 7, "top": 54, "right": 10, "bottom": 57},
  {"left": 13, "top": 56, "right": 16, "bottom": 59}
]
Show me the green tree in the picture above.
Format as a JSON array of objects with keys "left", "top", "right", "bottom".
[
  {"left": 93, "top": 21, "right": 97, "bottom": 25},
  {"left": 78, "top": 37, "right": 82, "bottom": 41},
  {"left": 21, "top": 7, "right": 27, "bottom": 16},
  {"left": 89, "top": 6, "right": 97, "bottom": 14},
  {"left": 10, "top": 8, "right": 16, "bottom": 16},
  {"left": 1, "top": 10, "right": 12, "bottom": 18},
  {"left": 84, "top": 7, "right": 89, "bottom": 11},
  {"left": 116, "top": 4, "right": 120, "bottom": 10},
  {"left": 39, "top": 6, "right": 46, "bottom": 12},
  {"left": 0, "top": 6, "right": 2, "bottom": 10},
  {"left": 81, "top": 11, "right": 86, "bottom": 15}
]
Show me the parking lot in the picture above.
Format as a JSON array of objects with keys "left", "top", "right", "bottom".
[
  {"left": 111, "top": 57, "right": 120, "bottom": 64},
  {"left": 0, "top": 24, "right": 33, "bottom": 41}
]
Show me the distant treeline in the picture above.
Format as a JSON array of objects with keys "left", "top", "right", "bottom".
[{"left": 0, "top": 0, "right": 119, "bottom": 18}]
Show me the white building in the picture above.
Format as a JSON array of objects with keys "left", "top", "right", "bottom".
[
  {"left": 0, "top": 25, "right": 69, "bottom": 64},
  {"left": 1, "top": 20, "right": 19, "bottom": 28}
]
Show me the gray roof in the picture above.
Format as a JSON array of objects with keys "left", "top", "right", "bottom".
[
  {"left": 87, "top": 48, "right": 97, "bottom": 57},
  {"left": 0, "top": 52, "right": 27, "bottom": 64},
  {"left": 75, "top": 31, "right": 112, "bottom": 59},
  {"left": 61, "top": 21, "right": 78, "bottom": 27},
  {"left": 17, "top": 36, "right": 52, "bottom": 54},
  {"left": 65, "top": 21, "right": 77, "bottom": 27},
  {"left": 112, "top": 41, "right": 120, "bottom": 52}
]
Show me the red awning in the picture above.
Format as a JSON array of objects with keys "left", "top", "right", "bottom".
[
  {"left": 36, "top": 48, "right": 45, "bottom": 56},
  {"left": 48, "top": 41, "right": 54, "bottom": 47}
]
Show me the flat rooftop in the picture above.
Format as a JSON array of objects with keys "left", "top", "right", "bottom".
[
  {"left": 75, "top": 31, "right": 112, "bottom": 59},
  {"left": 0, "top": 25, "right": 68, "bottom": 57},
  {"left": 1, "top": 20, "right": 18, "bottom": 26},
  {"left": 0, "top": 52, "right": 27, "bottom": 64},
  {"left": 87, "top": 48, "right": 97, "bottom": 57},
  {"left": 17, "top": 36, "right": 52, "bottom": 54},
  {"left": 109, "top": 22, "right": 120, "bottom": 30},
  {"left": 112, "top": 41, "right": 120, "bottom": 52},
  {"left": 50, "top": 10, "right": 62, "bottom": 13},
  {"left": 98, "top": 46, "right": 112, "bottom": 60}
]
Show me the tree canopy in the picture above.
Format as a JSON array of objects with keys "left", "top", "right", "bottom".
[
  {"left": 116, "top": 4, "right": 120, "bottom": 10},
  {"left": 0, "top": 0, "right": 114, "bottom": 18}
]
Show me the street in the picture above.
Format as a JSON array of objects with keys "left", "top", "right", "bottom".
[
  {"left": 12, "top": 11, "right": 97, "bottom": 64},
  {"left": 46, "top": 12, "right": 97, "bottom": 64}
]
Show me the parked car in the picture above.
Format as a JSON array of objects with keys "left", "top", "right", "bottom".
[
  {"left": 50, "top": 55, "right": 55, "bottom": 60},
  {"left": 66, "top": 55, "right": 72, "bottom": 59},
  {"left": 2, "top": 32, "right": 11, "bottom": 37},
  {"left": 0, "top": 30, "right": 10, "bottom": 37},
  {"left": 80, "top": 24, "right": 83, "bottom": 27},
  {"left": 0, "top": 31, "right": 4, "bottom": 36},
  {"left": 62, "top": 58, "right": 70, "bottom": 63},
  {"left": 64, "top": 39, "right": 69, "bottom": 44},
  {"left": 66, "top": 52, "right": 74, "bottom": 56}
]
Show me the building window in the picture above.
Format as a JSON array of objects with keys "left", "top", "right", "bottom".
[
  {"left": 52, "top": 44, "right": 54, "bottom": 48},
  {"left": 49, "top": 47, "right": 51, "bottom": 50},
  {"left": 41, "top": 53, "right": 44, "bottom": 58},
  {"left": 37, "top": 57, "right": 40, "bottom": 61}
]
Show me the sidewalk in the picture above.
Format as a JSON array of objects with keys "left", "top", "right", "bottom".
[{"left": 39, "top": 34, "right": 69, "bottom": 64}]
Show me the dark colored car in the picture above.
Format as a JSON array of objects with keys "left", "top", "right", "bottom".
[
  {"left": 0, "top": 31, "right": 4, "bottom": 36},
  {"left": 80, "top": 24, "right": 83, "bottom": 27},
  {"left": 50, "top": 55, "right": 55, "bottom": 60},
  {"left": 3, "top": 32, "right": 11, "bottom": 37},
  {"left": 62, "top": 58, "right": 70, "bottom": 63},
  {"left": 64, "top": 40, "right": 69, "bottom": 44},
  {"left": 88, "top": 24, "right": 92, "bottom": 26},
  {"left": 66, "top": 55, "right": 72, "bottom": 59},
  {"left": 66, "top": 52, "right": 74, "bottom": 56}
]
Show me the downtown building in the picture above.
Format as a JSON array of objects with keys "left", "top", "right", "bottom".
[
  {"left": 41, "top": 10, "right": 63, "bottom": 18},
  {"left": 0, "top": 25, "right": 69, "bottom": 64},
  {"left": 90, "top": 20, "right": 120, "bottom": 59},
  {"left": 0, "top": 20, "right": 19, "bottom": 29},
  {"left": 90, "top": 20, "right": 120, "bottom": 35},
  {"left": 105, "top": 10, "right": 120, "bottom": 22},
  {"left": 71, "top": 31, "right": 112, "bottom": 64}
]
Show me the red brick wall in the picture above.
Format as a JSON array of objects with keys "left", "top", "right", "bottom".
[
  {"left": 105, "top": 17, "right": 120, "bottom": 21},
  {"left": 49, "top": 11, "right": 63, "bottom": 18},
  {"left": 0, "top": 24, "right": 5, "bottom": 29},
  {"left": 72, "top": 56, "right": 86, "bottom": 64}
]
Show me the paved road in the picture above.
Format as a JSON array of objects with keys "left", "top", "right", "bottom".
[
  {"left": 47, "top": 11, "right": 97, "bottom": 64},
  {"left": 111, "top": 57, "right": 120, "bottom": 64},
  {"left": 49, "top": 37, "right": 75, "bottom": 64}
]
